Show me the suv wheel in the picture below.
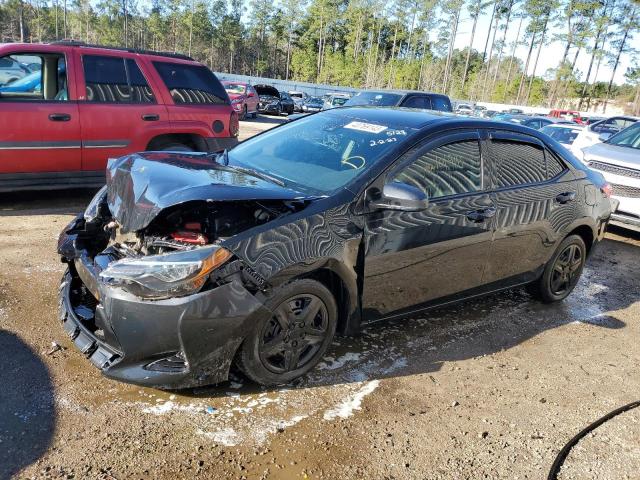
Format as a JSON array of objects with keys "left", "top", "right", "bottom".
[
  {"left": 530, "top": 234, "right": 586, "bottom": 303},
  {"left": 156, "top": 143, "right": 194, "bottom": 152},
  {"left": 241, "top": 105, "right": 247, "bottom": 120},
  {"left": 236, "top": 279, "right": 337, "bottom": 386}
]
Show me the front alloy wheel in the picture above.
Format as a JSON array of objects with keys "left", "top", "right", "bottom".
[
  {"left": 237, "top": 279, "right": 337, "bottom": 385},
  {"left": 259, "top": 294, "right": 329, "bottom": 374}
]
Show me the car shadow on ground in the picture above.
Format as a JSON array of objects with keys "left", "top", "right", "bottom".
[
  {"left": 0, "top": 330, "right": 56, "bottom": 479},
  {"left": 181, "top": 234, "right": 637, "bottom": 399},
  {"left": 243, "top": 114, "right": 288, "bottom": 125},
  {"left": 0, "top": 189, "right": 99, "bottom": 217}
]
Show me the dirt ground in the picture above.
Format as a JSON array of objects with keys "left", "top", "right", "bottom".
[{"left": 0, "top": 116, "right": 639, "bottom": 480}]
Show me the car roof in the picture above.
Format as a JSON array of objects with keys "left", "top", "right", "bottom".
[
  {"left": 543, "top": 123, "right": 584, "bottom": 129},
  {"left": 1, "top": 41, "right": 199, "bottom": 64},
  {"left": 325, "top": 106, "right": 553, "bottom": 134},
  {"left": 356, "top": 89, "right": 449, "bottom": 97}
]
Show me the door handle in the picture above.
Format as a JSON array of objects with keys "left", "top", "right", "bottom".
[
  {"left": 555, "top": 192, "right": 576, "bottom": 204},
  {"left": 466, "top": 207, "right": 497, "bottom": 223},
  {"left": 49, "top": 113, "right": 71, "bottom": 122},
  {"left": 142, "top": 114, "right": 160, "bottom": 121}
]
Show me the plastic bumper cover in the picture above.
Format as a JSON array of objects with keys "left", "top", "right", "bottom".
[{"left": 58, "top": 231, "right": 271, "bottom": 389}]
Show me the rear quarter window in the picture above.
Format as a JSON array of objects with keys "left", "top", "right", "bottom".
[{"left": 153, "top": 61, "right": 228, "bottom": 105}]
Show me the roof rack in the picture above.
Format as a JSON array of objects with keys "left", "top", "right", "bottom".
[{"left": 49, "top": 40, "right": 194, "bottom": 61}]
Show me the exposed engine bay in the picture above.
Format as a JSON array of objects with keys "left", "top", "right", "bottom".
[{"left": 102, "top": 199, "right": 296, "bottom": 258}]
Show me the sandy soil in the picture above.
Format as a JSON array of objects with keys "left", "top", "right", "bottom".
[{"left": 0, "top": 116, "right": 638, "bottom": 480}]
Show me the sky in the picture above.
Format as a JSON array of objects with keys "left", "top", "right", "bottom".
[{"left": 452, "top": 8, "right": 639, "bottom": 86}]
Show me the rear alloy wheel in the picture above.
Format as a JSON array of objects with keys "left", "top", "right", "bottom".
[
  {"left": 240, "top": 104, "right": 247, "bottom": 120},
  {"left": 530, "top": 234, "right": 586, "bottom": 303},
  {"left": 237, "top": 279, "right": 337, "bottom": 386}
]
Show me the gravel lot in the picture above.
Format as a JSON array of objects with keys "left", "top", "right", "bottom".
[{"left": 0, "top": 115, "right": 639, "bottom": 479}]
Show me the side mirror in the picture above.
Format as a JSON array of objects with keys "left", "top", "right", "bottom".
[
  {"left": 368, "top": 182, "right": 429, "bottom": 211},
  {"left": 248, "top": 92, "right": 255, "bottom": 97}
]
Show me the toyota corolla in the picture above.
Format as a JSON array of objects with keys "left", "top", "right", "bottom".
[{"left": 57, "top": 108, "right": 615, "bottom": 388}]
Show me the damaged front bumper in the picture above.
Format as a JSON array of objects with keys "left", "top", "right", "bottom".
[{"left": 57, "top": 220, "right": 271, "bottom": 389}]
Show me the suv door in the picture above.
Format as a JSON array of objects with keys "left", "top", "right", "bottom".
[
  {"left": 0, "top": 50, "right": 81, "bottom": 186},
  {"left": 362, "top": 130, "right": 496, "bottom": 320},
  {"left": 483, "top": 131, "right": 576, "bottom": 284},
  {"left": 77, "top": 52, "right": 167, "bottom": 172}
]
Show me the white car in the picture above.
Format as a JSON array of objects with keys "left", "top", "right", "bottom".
[
  {"left": 540, "top": 123, "right": 584, "bottom": 156},
  {"left": 583, "top": 123, "right": 640, "bottom": 232},
  {"left": 572, "top": 116, "right": 638, "bottom": 155}
]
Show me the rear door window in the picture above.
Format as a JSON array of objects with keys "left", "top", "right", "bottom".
[
  {"left": 491, "top": 139, "right": 547, "bottom": 187},
  {"left": 126, "top": 59, "right": 155, "bottom": 103},
  {"left": 83, "top": 55, "right": 155, "bottom": 104},
  {"left": 431, "top": 96, "right": 452, "bottom": 112},
  {"left": 83, "top": 55, "right": 129, "bottom": 102},
  {"left": 401, "top": 96, "right": 431, "bottom": 109},
  {"left": 153, "top": 61, "right": 228, "bottom": 105}
]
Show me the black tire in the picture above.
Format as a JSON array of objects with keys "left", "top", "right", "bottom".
[
  {"left": 251, "top": 111, "right": 257, "bottom": 119},
  {"left": 240, "top": 105, "right": 247, "bottom": 120},
  {"left": 155, "top": 142, "right": 194, "bottom": 152},
  {"left": 529, "top": 234, "right": 586, "bottom": 303},
  {"left": 237, "top": 279, "right": 337, "bottom": 386}
]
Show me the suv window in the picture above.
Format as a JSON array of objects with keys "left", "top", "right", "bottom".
[
  {"left": 83, "top": 55, "right": 154, "bottom": 103},
  {"left": 153, "top": 61, "right": 227, "bottom": 105},
  {"left": 592, "top": 117, "right": 636, "bottom": 134},
  {"left": 402, "top": 96, "right": 431, "bottom": 109},
  {"left": 492, "top": 140, "right": 547, "bottom": 187},
  {"left": 0, "top": 54, "right": 67, "bottom": 101},
  {"left": 431, "top": 96, "right": 452, "bottom": 112},
  {"left": 126, "top": 59, "right": 155, "bottom": 103},
  {"left": 393, "top": 140, "right": 482, "bottom": 199}
]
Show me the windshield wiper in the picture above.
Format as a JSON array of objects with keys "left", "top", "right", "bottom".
[{"left": 228, "top": 165, "right": 286, "bottom": 187}]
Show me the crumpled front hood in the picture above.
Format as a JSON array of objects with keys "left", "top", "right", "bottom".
[
  {"left": 583, "top": 142, "right": 640, "bottom": 170},
  {"left": 106, "top": 152, "right": 308, "bottom": 233}
]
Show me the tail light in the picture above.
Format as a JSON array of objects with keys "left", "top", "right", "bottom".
[
  {"left": 601, "top": 183, "right": 613, "bottom": 198},
  {"left": 230, "top": 111, "right": 239, "bottom": 137}
]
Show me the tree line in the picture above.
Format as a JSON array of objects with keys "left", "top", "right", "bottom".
[{"left": 1, "top": 0, "right": 639, "bottom": 112}]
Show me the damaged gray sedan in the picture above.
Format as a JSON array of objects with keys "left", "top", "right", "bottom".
[{"left": 58, "top": 107, "right": 614, "bottom": 388}]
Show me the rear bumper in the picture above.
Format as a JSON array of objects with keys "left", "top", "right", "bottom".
[{"left": 57, "top": 225, "right": 271, "bottom": 389}]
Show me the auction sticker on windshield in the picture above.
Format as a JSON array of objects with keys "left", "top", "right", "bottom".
[{"left": 344, "top": 121, "right": 388, "bottom": 134}]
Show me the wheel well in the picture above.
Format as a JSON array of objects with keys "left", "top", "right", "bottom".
[
  {"left": 569, "top": 225, "right": 595, "bottom": 254},
  {"left": 146, "top": 133, "right": 207, "bottom": 152},
  {"left": 300, "top": 269, "right": 351, "bottom": 336}
]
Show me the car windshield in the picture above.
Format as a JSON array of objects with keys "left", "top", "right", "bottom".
[
  {"left": 290, "top": 92, "right": 303, "bottom": 98},
  {"left": 332, "top": 97, "right": 349, "bottom": 106},
  {"left": 345, "top": 91, "right": 403, "bottom": 107},
  {"left": 604, "top": 122, "right": 640, "bottom": 149},
  {"left": 224, "top": 83, "right": 246, "bottom": 94},
  {"left": 541, "top": 126, "right": 581, "bottom": 144},
  {"left": 307, "top": 97, "right": 322, "bottom": 104},
  {"left": 227, "top": 112, "right": 417, "bottom": 195}
]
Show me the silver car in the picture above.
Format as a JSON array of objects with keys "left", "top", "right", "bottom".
[{"left": 583, "top": 123, "right": 640, "bottom": 232}]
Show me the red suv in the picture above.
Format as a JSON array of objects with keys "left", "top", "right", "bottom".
[{"left": 0, "top": 42, "right": 239, "bottom": 192}]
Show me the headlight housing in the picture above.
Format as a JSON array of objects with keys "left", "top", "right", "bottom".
[
  {"left": 99, "top": 246, "right": 232, "bottom": 299},
  {"left": 84, "top": 185, "right": 108, "bottom": 223}
]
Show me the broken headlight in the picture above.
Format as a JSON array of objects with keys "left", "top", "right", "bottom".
[
  {"left": 99, "top": 246, "right": 232, "bottom": 299},
  {"left": 84, "top": 185, "right": 108, "bottom": 223}
]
